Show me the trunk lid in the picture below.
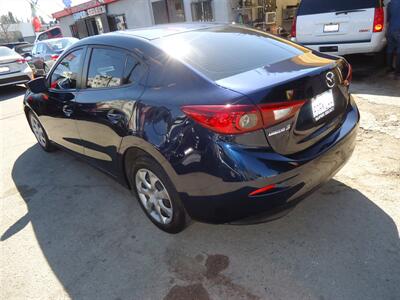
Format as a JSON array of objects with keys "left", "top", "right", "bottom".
[
  {"left": 216, "top": 52, "right": 350, "bottom": 155},
  {"left": 0, "top": 55, "right": 25, "bottom": 74},
  {"left": 296, "top": 0, "right": 381, "bottom": 45}
]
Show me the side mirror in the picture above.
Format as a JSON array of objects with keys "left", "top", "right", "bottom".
[{"left": 27, "top": 77, "right": 48, "bottom": 93}]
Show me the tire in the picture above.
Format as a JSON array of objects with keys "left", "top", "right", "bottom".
[
  {"left": 128, "top": 155, "right": 189, "bottom": 233},
  {"left": 28, "top": 111, "right": 56, "bottom": 152}
]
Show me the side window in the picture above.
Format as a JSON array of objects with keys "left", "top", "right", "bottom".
[
  {"left": 86, "top": 48, "right": 125, "bottom": 88},
  {"left": 50, "top": 49, "right": 83, "bottom": 90},
  {"left": 123, "top": 55, "right": 145, "bottom": 85}
]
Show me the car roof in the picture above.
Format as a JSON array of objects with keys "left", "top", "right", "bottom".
[{"left": 117, "top": 23, "right": 226, "bottom": 40}]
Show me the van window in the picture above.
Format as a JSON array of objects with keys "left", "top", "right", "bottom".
[{"left": 297, "top": 0, "right": 381, "bottom": 16}]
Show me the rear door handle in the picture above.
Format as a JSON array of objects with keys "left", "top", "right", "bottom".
[{"left": 62, "top": 105, "right": 74, "bottom": 117}]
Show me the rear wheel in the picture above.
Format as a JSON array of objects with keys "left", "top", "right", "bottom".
[
  {"left": 129, "top": 155, "right": 188, "bottom": 233},
  {"left": 29, "top": 111, "right": 56, "bottom": 152}
]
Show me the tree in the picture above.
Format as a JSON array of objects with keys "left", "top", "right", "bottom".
[{"left": 0, "top": 13, "right": 14, "bottom": 43}]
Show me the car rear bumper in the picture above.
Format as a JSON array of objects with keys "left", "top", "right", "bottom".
[
  {"left": 178, "top": 96, "right": 360, "bottom": 224},
  {"left": 296, "top": 33, "right": 386, "bottom": 56},
  {"left": 0, "top": 66, "right": 33, "bottom": 87}
]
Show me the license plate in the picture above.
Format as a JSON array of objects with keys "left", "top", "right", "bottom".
[
  {"left": 311, "top": 90, "right": 335, "bottom": 121},
  {"left": 324, "top": 24, "right": 339, "bottom": 33},
  {"left": 0, "top": 66, "right": 10, "bottom": 73}
]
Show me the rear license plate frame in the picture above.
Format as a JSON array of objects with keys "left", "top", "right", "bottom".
[
  {"left": 324, "top": 23, "right": 340, "bottom": 33},
  {"left": 0, "top": 66, "right": 10, "bottom": 73},
  {"left": 311, "top": 90, "right": 335, "bottom": 121}
]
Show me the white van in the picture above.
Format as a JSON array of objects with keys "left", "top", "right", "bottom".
[{"left": 292, "top": 0, "right": 387, "bottom": 56}]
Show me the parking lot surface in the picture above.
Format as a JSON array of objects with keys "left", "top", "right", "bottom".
[{"left": 1, "top": 67, "right": 399, "bottom": 299}]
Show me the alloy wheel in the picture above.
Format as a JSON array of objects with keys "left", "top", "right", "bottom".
[
  {"left": 135, "top": 168, "right": 173, "bottom": 225},
  {"left": 30, "top": 114, "right": 47, "bottom": 147}
]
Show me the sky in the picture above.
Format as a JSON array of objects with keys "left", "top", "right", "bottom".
[{"left": 0, "top": 0, "right": 88, "bottom": 22}]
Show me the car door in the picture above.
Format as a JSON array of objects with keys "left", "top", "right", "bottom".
[
  {"left": 39, "top": 47, "right": 87, "bottom": 154},
  {"left": 74, "top": 46, "right": 147, "bottom": 174}
]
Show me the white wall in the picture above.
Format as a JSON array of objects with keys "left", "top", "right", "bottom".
[
  {"left": 58, "top": 15, "right": 75, "bottom": 37},
  {"left": 108, "top": 0, "right": 154, "bottom": 29}
]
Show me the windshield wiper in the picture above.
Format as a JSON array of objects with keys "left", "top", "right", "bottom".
[{"left": 335, "top": 9, "right": 366, "bottom": 15}]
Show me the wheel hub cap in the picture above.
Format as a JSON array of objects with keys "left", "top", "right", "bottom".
[{"left": 135, "top": 168, "right": 173, "bottom": 225}]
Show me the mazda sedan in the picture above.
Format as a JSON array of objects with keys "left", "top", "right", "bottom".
[{"left": 24, "top": 23, "right": 359, "bottom": 233}]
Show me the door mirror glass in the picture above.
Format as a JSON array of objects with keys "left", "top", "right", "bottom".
[{"left": 27, "top": 77, "right": 48, "bottom": 93}]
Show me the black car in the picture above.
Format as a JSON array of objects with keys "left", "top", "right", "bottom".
[{"left": 24, "top": 23, "right": 359, "bottom": 233}]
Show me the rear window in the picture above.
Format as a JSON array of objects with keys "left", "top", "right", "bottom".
[
  {"left": 152, "top": 26, "right": 304, "bottom": 81},
  {"left": 298, "top": 0, "right": 381, "bottom": 15},
  {"left": 46, "top": 38, "right": 77, "bottom": 51},
  {"left": 0, "top": 46, "right": 15, "bottom": 56}
]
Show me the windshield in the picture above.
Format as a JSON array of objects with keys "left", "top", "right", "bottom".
[
  {"left": 0, "top": 46, "right": 16, "bottom": 56},
  {"left": 153, "top": 26, "right": 304, "bottom": 81},
  {"left": 46, "top": 38, "right": 77, "bottom": 51},
  {"left": 297, "top": 0, "right": 381, "bottom": 15}
]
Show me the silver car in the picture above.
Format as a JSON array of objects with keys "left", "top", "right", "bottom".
[{"left": 0, "top": 46, "right": 33, "bottom": 87}]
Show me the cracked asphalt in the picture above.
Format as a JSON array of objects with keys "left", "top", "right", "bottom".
[{"left": 1, "top": 65, "right": 399, "bottom": 299}]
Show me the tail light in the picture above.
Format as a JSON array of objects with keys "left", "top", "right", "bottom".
[
  {"left": 50, "top": 54, "right": 59, "bottom": 61},
  {"left": 181, "top": 101, "right": 305, "bottom": 135},
  {"left": 373, "top": 8, "right": 384, "bottom": 32},
  {"left": 291, "top": 16, "right": 297, "bottom": 37},
  {"left": 16, "top": 58, "right": 27, "bottom": 64}
]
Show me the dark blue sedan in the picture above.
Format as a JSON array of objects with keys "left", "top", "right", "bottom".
[{"left": 24, "top": 23, "right": 359, "bottom": 233}]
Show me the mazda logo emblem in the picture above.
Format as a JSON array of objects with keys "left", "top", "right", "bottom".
[{"left": 326, "top": 72, "right": 336, "bottom": 88}]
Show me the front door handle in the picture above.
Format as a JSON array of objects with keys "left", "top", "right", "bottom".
[
  {"left": 62, "top": 105, "right": 74, "bottom": 117},
  {"left": 107, "top": 110, "right": 123, "bottom": 124}
]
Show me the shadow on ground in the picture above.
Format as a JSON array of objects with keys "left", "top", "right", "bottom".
[
  {"left": 0, "top": 85, "right": 26, "bottom": 101},
  {"left": 2, "top": 145, "right": 400, "bottom": 299}
]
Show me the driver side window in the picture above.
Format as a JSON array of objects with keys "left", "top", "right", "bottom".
[{"left": 50, "top": 49, "right": 83, "bottom": 90}]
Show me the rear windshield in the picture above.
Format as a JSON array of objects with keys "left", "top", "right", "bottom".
[
  {"left": 298, "top": 0, "right": 381, "bottom": 15},
  {"left": 152, "top": 26, "right": 304, "bottom": 81}
]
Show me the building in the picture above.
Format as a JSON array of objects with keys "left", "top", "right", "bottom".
[
  {"left": 52, "top": 0, "right": 300, "bottom": 39},
  {"left": 0, "top": 22, "right": 36, "bottom": 43}
]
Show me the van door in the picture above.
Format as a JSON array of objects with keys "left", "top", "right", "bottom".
[{"left": 296, "top": 0, "right": 382, "bottom": 45}]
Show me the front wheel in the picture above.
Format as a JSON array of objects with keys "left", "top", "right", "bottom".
[
  {"left": 29, "top": 111, "right": 56, "bottom": 152},
  {"left": 129, "top": 155, "right": 189, "bottom": 233}
]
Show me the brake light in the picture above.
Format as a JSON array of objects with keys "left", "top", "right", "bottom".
[
  {"left": 249, "top": 184, "right": 277, "bottom": 197},
  {"left": 181, "top": 101, "right": 305, "bottom": 135},
  {"left": 16, "top": 58, "right": 27, "bottom": 64},
  {"left": 291, "top": 16, "right": 297, "bottom": 37},
  {"left": 373, "top": 8, "right": 384, "bottom": 32},
  {"left": 51, "top": 54, "right": 59, "bottom": 61}
]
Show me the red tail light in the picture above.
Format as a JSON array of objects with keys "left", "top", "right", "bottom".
[
  {"left": 181, "top": 101, "right": 305, "bottom": 135},
  {"left": 51, "top": 54, "right": 59, "bottom": 61},
  {"left": 16, "top": 58, "right": 27, "bottom": 64},
  {"left": 291, "top": 16, "right": 297, "bottom": 37},
  {"left": 373, "top": 8, "right": 384, "bottom": 32}
]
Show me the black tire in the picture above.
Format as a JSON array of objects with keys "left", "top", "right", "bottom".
[
  {"left": 128, "top": 155, "right": 189, "bottom": 233},
  {"left": 28, "top": 111, "right": 57, "bottom": 152}
]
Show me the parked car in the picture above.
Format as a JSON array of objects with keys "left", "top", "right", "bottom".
[
  {"left": 0, "top": 46, "right": 33, "bottom": 87},
  {"left": 292, "top": 0, "right": 387, "bottom": 57},
  {"left": 34, "top": 26, "right": 63, "bottom": 43},
  {"left": 31, "top": 37, "right": 78, "bottom": 74},
  {"left": 24, "top": 24, "right": 359, "bottom": 233}
]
